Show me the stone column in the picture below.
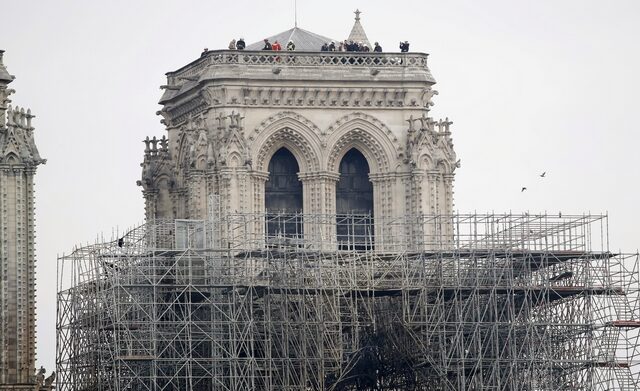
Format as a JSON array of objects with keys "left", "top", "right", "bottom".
[
  {"left": 142, "top": 189, "right": 158, "bottom": 222},
  {"left": 187, "top": 171, "right": 207, "bottom": 220},
  {"left": 369, "top": 173, "right": 396, "bottom": 252},
  {"left": 249, "top": 171, "right": 269, "bottom": 248},
  {"left": 407, "top": 169, "right": 426, "bottom": 251},
  {"left": 298, "top": 171, "right": 339, "bottom": 251},
  {"left": 168, "top": 188, "right": 185, "bottom": 220},
  {"left": 425, "top": 170, "right": 441, "bottom": 249},
  {"left": 442, "top": 173, "right": 456, "bottom": 248}
]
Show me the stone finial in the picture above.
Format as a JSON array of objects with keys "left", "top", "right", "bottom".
[
  {"left": 26, "top": 108, "right": 34, "bottom": 129},
  {"left": 418, "top": 112, "right": 430, "bottom": 131},
  {"left": 151, "top": 136, "right": 158, "bottom": 154},
  {"left": 159, "top": 135, "right": 169, "bottom": 151},
  {"left": 6, "top": 105, "right": 13, "bottom": 125},
  {"left": 406, "top": 115, "right": 416, "bottom": 133},
  {"left": 143, "top": 136, "right": 151, "bottom": 155},
  {"left": 216, "top": 112, "right": 227, "bottom": 129},
  {"left": 36, "top": 366, "right": 46, "bottom": 386},
  {"left": 441, "top": 117, "right": 453, "bottom": 132},
  {"left": 354, "top": 9, "right": 362, "bottom": 21},
  {"left": 229, "top": 111, "right": 245, "bottom": 129},
  {"left": 19, "top": 107, "right": 26, "bottom": 127}
]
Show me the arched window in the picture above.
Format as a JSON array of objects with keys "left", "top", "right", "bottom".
[
  {"left": 336, "top": 148, "right": 374, "bottom": 250},
  {"left": 265, "top": 147, "right": 303, "bottom": 239}
]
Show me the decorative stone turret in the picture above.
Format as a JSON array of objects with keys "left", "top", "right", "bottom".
[
  {"left": 0, "top": 50, "right": 45, "bottom": 390},
  {"left": 347, "top": 9, "right": 372, "bottom": 49}
]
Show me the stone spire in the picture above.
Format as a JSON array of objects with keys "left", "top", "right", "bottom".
[{"left": 347, "top": 9, "right": 372, "bottom": 49}]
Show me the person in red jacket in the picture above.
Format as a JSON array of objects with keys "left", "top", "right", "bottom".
[{"left": 271, "top": 40, "right": 282, "bottom": 62}]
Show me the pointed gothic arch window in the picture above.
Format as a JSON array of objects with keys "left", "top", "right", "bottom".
[
  {"left": 265, "top": 147, "right": 303, "bottom": 240},
  {"left": 336, "top": 148, "right": 374, "bottom": 250}
]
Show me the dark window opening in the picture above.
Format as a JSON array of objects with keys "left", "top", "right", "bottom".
[
  {"left": 265, "top": 147, "right": 303, "bottom": 241},
  {"left": 336, "top": 148, "right": 374, "bottom": 250}
]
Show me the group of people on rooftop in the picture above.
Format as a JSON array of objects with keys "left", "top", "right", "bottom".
[
  {"left": 320, "top": 40, "right": 383, "bottom": 52},
  {"left": 259, "top": 39, "right": 296, "bottom": 51},
  {"left": 228, "top": 38, "right": 246, "bottom": 50},
  {"left": 219, "top": 37, "right": 409, "bottom": 53}
]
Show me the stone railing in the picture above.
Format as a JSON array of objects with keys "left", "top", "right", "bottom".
[{"left": 169, "top": 50, "right": 430, "bottom": 79}]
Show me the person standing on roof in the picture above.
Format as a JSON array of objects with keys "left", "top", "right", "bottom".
[
  {"left": 400, "top": 41, "right": 410, "bottom": 52},
  {"left": 374, "top": 42, "right": 382, "bottom": 52},
  {"left": 262, "top": 39, "right": 272, "bottom": 50},
  {"left": 236, "top": 38, "right": 246, "bottom": 50},
  {"left": 271, "top": 40, "right": 282, "bottom": 62},
  {"left": 321, "top": 43, "right": 329, "bottom": 51},
  {"left": 286, "top": 40, "right": 296, "bottom": 51},
  {"left": 329, "top": 41, "right": 336, "bottom": 51}
]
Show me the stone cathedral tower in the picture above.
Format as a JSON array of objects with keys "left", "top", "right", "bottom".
[
  {"left": 0, "top": 50, "right": 45, "bottom": 390},
  {"left": 141, "top": 17, "right": 458, "bottom": 250}
]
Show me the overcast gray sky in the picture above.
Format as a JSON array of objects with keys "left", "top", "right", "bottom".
[{"left": 2, "top": 0, "right": 639, "bottom": 372}]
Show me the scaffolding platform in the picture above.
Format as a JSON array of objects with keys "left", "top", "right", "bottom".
[{"left": 56, "top": 211, "right": 640, "bottom": 390}]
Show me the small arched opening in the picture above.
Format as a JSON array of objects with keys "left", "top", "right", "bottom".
[
  {"left": 265, "top": 147, "right": 303, "bottom": 239},
  {"left": 336, "top": 148, "right": 374, "bottom": 250}
]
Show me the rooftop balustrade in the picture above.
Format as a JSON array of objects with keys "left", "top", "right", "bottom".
[{"left": 167, "top": 50, "right": 430, "bottom": 80}]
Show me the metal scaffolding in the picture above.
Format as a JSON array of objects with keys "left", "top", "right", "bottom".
[{"left": 56, "top": 206, "right": 640, "bottom": 390}]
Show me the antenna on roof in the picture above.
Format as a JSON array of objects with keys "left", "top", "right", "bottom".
[{"left": 294, "top": 0, "right": 298, "bottom": 27}]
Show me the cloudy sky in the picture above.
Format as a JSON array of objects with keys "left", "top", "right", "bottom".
[{"left": 2, "top": 0, "right": 639, "bottom": 371}]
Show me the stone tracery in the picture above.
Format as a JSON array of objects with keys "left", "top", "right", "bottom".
[
  {"left": 325, "top": 113, "right": 399, "bottom": 174},
  {"left": 252, "top": 112, "right": 323, "bottom": 173}
]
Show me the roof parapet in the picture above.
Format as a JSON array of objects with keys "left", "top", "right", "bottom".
[{"left": 166, "top": 50, "right": 430, "bottom": 80}]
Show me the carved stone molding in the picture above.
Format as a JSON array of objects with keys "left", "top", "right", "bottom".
[
  {"left": 298, "top": 171, "right": 341, "bottom": 182},
  {"left": 253, "top": 111, "right": 322, "bottom": 139},
  {"left": 325, "top": 112, "right": 399, "bottom": 173},
  {"left": 236, "top": 86, "right": 419, "bottom": 109},
  {"left": 252, "top": 112, "right": 323, "bottom": 172},
  {"left": 165, "top": 95, "right": 208, "bottom": 126}
]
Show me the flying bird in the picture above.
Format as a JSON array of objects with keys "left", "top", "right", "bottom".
[
  {"left": 521, "top": 187, "right": 527, "bottom": 192},
  {"left": 540, "top": 171, "right": 546, "bottom": 178}
]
